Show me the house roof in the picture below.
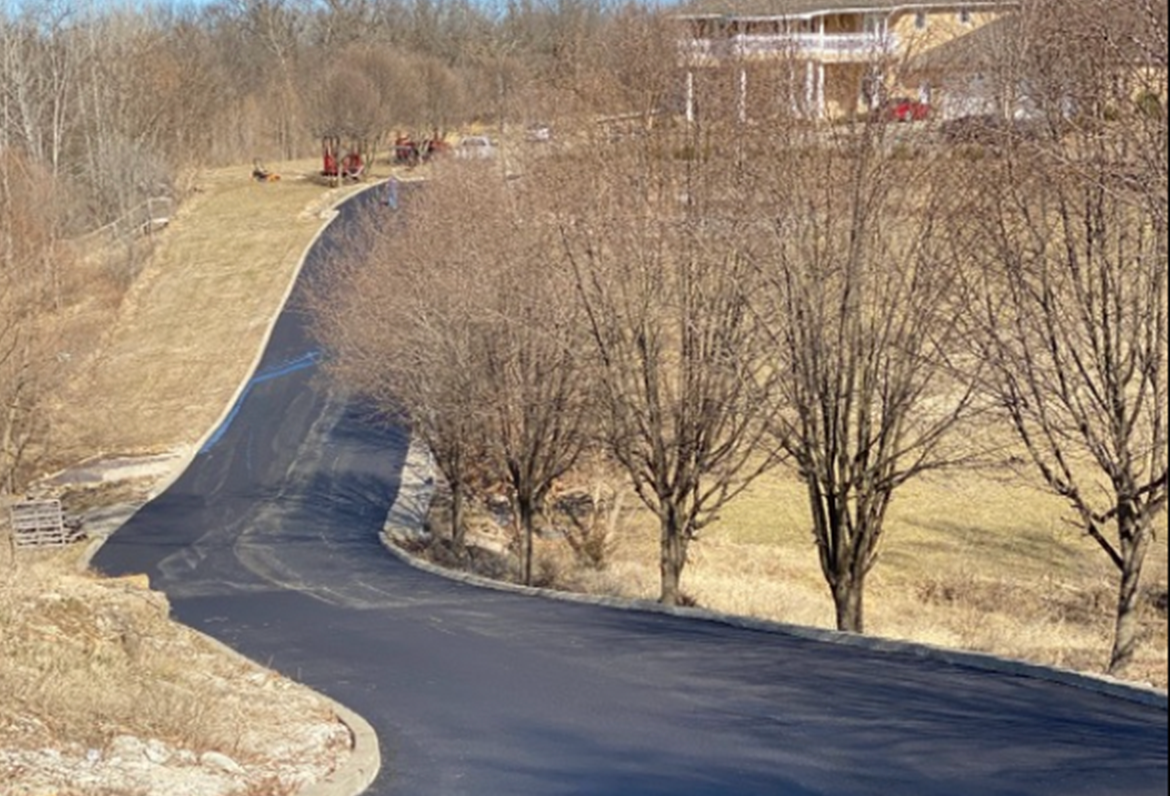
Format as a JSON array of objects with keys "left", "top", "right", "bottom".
[
  {"left": 910, "top": 15, "right": 1011, "bottom": 71},
  {"left": 911, "top": 1, "right": 1167, "bottom": 73},
  {"left": 675, "top": 0, "right": 1014, "bottom": 20}
]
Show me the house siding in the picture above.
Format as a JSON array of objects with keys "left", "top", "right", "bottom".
[{"left": 678, "top": 1, "right": 1015, "bottom": 121}]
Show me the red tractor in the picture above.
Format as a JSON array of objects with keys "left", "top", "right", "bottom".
[
  {"left": 393, "top": 132, "right": 450, "bottom": 167},
  {"left": 322, "top": 136, "right": 365, "bottom": 182}
]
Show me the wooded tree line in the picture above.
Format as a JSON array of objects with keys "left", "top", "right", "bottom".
[
  {"left": 0, "top": 0, "right": 655, "bottom": 232},
  {"left": 314, "top": 0, "right": 1167, "bottom": 678}
]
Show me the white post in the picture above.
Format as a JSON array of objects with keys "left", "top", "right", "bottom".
[
  {"left": 686, "top": 71, "right": 696, "bottom": 124},
  {"left": 805, "top": 60, "right": 815, "bottom": 117},
  {"left": 818, "top": 18, "right": 828, "bottom": 120},
  {"left": 817, "top": 62, "right": 826, "bottom": 119},
  {"left": 738, "top": 68, "right": 748, "bottom": 123}
]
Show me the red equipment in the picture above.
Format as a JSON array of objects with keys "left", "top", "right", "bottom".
[{"left": 322, "top": 137, "right": 364, "bottom": 180}]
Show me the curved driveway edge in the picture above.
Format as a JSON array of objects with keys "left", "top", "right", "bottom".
[
  {"left": 146, "top": 189, "right": 357, "bottom": 505},
  {"left": 382, "top": 434, "right": 1169, "bottom": 713},
  {"left": 75, "top": 180, "right": 395, "bottom": 796},
  {"left": 189, "top": 630, "right": 381, "bottom": 796}
]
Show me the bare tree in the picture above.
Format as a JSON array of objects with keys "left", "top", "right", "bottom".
[
  {"left": 310, "top": 191, "right": 485, "bottom": 552},
  {"left": 752, "top": 140, "right": 979, "bottom": 634},
  {"left": 0, "top": 2, "right": 80, "bottom": 180},
  {"left": 468, "top": 170, "right": 592, "bottom": 585},
  {"left": 313, "top": 166, "right": 591, "bottom": 583},
  {"left": 547, "top": 135, "right": 778, "bottom": 607},
  {"left": 962, "top": 4, "right": 1168, "bottom": 675},
  {"left": 0, "top": 150, "right": 61, "bottom": 497},
  {"left": 571, "top": 6, "right": 680, "bottom": 129}
]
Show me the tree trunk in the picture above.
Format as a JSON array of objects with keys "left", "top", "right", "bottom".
[
  {"left": 1109, "top": 514, "right": 1151, "bottom": 676},
  {"left": 519, "top": 496, "right": 536, "bottom": 587},
  {"left": 659, "top": 506, "right": 688, "bottom": 606},
  {"left": 832, "top": 575, "right": 865, "bottom": 634},
  {"left": 450, "top": 482, "right": 466, "bottom": 552}
]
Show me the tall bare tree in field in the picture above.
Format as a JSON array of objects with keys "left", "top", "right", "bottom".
[
  {"left": 548, "top": 136, "right": 778, "bottom": 607},
  {"left": 753, "top": 141, "right": 979, "bottom": 634},
  {"left": 963, "top": 1, "right": 1168, "bottom": 676}
]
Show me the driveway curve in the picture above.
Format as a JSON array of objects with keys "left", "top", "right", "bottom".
[{"left": 92, "top": 190, "right": 1169, "bottom": 796}]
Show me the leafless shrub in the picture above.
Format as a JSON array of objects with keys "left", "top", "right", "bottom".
[
  {"left": 544, "top": 127, "right": 782, "bottom": 607},
  {"left": 558, "top": 485, "right": 623, "bottom": 572}
]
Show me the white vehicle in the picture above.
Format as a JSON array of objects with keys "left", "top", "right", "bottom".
[
  {"left": 525, "top": 123, "right": 553, "bottom": 143},
  {"left": 455, "top": 135, "right": 496, "bottom": 160}
]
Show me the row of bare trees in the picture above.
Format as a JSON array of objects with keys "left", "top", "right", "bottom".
[
  {"left": 2, "top": 0, "right": 1165, "bottom": 675},
  {"left": 315, "top": 4, "right": 1166, "bottom": 677}
]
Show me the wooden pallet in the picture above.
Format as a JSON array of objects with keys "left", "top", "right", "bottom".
[{"left": 9, "top": 499, "right": 78, "bottom": 548}]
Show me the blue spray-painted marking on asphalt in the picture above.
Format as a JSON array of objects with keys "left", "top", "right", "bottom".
[{"left": 200, "top": 351, "right": 322, "bottom": 454}]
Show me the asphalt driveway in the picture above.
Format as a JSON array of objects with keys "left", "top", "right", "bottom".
[{"left": 92, "top": 189, "right": 1169, "bottom": 796}]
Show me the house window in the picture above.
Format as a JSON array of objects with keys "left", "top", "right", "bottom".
[{"left": 915, "top": 11, "right": 928, "bottom": 30}]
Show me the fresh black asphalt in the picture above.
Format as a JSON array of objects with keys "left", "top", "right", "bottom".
[{"left": 92, "top": 189, "right": 1169, "bottom": 796}]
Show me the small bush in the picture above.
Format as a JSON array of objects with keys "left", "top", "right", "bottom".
[
  {"left": 467, "top": 545, "right": 512, "bottom": 581},
  {"left": 890, "top": 142, "right": 916, "bottom": 161},
  {"left": 531, "top": 555, "right": 564, "bottom": 589},
  {"left": 1136, "top": 91, "right": 1165, "bottom": 120},
  {"left": 955, "top": 144, "right": 987, "bottom": 161},
  {"left": 1146, "top": 587, "right": 1168, "bottom": 619}
]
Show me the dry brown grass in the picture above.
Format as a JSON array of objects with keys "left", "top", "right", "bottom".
[
  {"left": 41, "top": 159, "right": 382, "bottom": 474},
  {"left": 593, "top": 465, "right": 1169, "bottom": 689},
  {"left": 0, "top": 558, "right": 341, "bottom": 758}
]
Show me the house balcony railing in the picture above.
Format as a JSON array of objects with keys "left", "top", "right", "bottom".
[{"left": 682, "top": 32, "right": 898, "bottom": 62}]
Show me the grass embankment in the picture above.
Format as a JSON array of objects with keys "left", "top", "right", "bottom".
[
  {"left": 0, "top": 552, "right": 350, "bottom": 796},
  {"left": 46, "top": 159, "right": 378, "bottom": 470},
  {"left": 3, "top": 158, "right": 388, "bottom": 794},
  {"left": 2, "top": 555, "right": 282, "bottom": 752}
]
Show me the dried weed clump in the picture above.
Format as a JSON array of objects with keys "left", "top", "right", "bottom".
[
  {"left": 1, "top": 562, "right": 230, "bottom": 753},
  {"left": 0, "top": 559, "right": 345, "bottom": 763}
]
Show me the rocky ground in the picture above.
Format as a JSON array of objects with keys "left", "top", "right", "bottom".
[{"left": 0, "top": 554, "right": 353, "bottom": 796}]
